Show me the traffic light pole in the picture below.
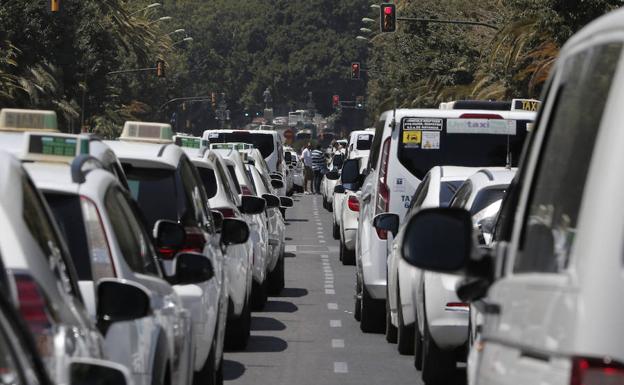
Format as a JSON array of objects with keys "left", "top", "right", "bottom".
[
  {"left": 158, "top": 96, "right": 213, "bottom": 111},
  {"left": 397, "top": 17, "right": 498, "bottom": 30}
]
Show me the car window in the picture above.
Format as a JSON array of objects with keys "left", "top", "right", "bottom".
[
  {"left": 125, "top": 166, "right": 180, "bottom": 229},
  {"left": 368, "top": 119, "right": 386, "bottom": 170},
  {"left": 22, "top": 176, "right": 78, "bottom": 298},
  {"left": 450, "top": 180, "right": 473, "bottom": 209},
  {"left": 104, "top": 187, "right": 160, "bottom": 276},
  {"left": 179, "top": 158, "right": 214, "bottom": 233},
  {"left": 470, "top": 187, "right": 506, "bottom": 215},
  {"left": 226, "top": 165, "right": 242, "bottom": 194},
  {"left": 439, "top": 181, "right": 463, "bottom": 207},
  {"left": 215, "top": 161, "right": 238, "bottom": 204},
  {"left": 409, "top": 173, "right": 431, "bottom": 210},
  {"left": 514, "top": 42, "right": 622, "bottom": 274},
  {"left": 197, "top": 167, "right": 218, "bottom": 199}
]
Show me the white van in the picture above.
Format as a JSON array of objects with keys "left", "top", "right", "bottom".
[
  {"left": 400, "top": 8, "right": 624, "bottom": 385},
  {"left": 202, "top": 129, "right": 285, "bottom": 174},
  {"left": 356, "top": 103, "right": 536, "bottom": 332}
]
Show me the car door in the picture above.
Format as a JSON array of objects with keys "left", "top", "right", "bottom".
[{"left": 479, "top": 41, "right": 623, "bottom": 385}]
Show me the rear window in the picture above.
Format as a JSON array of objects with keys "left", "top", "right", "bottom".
[
  {"left": 197, "top": 167, "right": 218, "bottom": 198},
  {"left": 355, "top": 134, "right": 373, "bottom": 150},
  {"left": 398, "top": 117, "right": 530, "bottom": 180},
  {"left": 470, "top": 187, "right": 506, "bottom": 215},
  {"left": 205, "top": 132, "right": 275, "bottom": 158},
  {"left": 440, "top": 181, "right": 463, "bottom": 207}
]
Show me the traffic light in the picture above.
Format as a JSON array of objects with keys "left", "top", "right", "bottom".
[
  {"left": 156, "top": 60, "right": 165, "bottom": 77},
  {"left": 211, "top": 92, "right": 217, "bottom": 109},
  {"left": 380, "top": 3, "right": 396, "bottom": 33},
  {"left": 356, "top": 96, "right": 364, "bottom": 109},
  {"left": 351, "top": 62, "right": 361, "bottom": 80},
  {"left": 332, "top": 95, "right": 340, "bottom": 108},
  {"left": 50, "top": 0, "right": 60, "bottom": 12}
]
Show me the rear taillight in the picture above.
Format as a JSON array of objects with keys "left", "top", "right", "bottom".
[
  {"left": 182, "top": 226, "right": 206, "bottom": 253},
  {"left": 215, "top": 207, "right": 236, "bottom": 218},
  {"left": 571, "top": 357, "right": 624, "bottom": 385},
  {"left": 241, "top": 185, "right": 253, "bottom": 196},
  {"left": 375, "top": 137, "right": 391, "bottom": 239},
  {"left": 444, "top": 302, "right": 469, "bottom": 312},
  {"left": 347, "top": 196, "right": 359, "bottom": 212},
  {"left": 14, "top": 274, "right": 53, "bottom": 334},
  {"left": 80, "top": 196, "right": 115, "bottom": 280}
]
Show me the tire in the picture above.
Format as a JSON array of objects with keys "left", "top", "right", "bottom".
[
  {"left": 340, "top": 241, "right": 355, "bottom": 266},
  {"left": 251, "top": 279, "right": 268, "bottom": 311},
  {"left": 421, "top": 315, "right": 455, "bottom": 384},
  {"left": 385, "top": 285, "right": 397, "bottom": 343},
  {"left": 332, "top": 222, "right": 340, "bottom": 240},
  {"left": 354, "top": 277, "right": 361, "bottom": 321},
  {"left": 397, "top": 284, "right": 415, "bottom": 355},
  {"left": 194, "top": 337, "right": 218, "bottom": 385},
  {"left": 268, "top": 254, "right": 285, "bottom": 295},
  {"left": 360, "top": 285, "right": 385, "bottom": 333},
  {"left": 225, "top": 296, "right": 251, "bottom": 350}
]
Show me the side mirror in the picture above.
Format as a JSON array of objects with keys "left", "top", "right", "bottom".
[
  {"left": 173, "top": 252, "right": 214, "bottom": 284},
  {"left": 279, "top": 196, "right": 294, "bottom": 208},
  {"left": 326, "top": 170, "right": 340, "bottom": 180},
  {"left": 96, "top": 279, "right": 150, "bottom": 334},
  {"left": 401, "top": 207, "right": 473, "bottom": 273},
  {"left": 373, "top": 213, "right": 400, "bottom": 237},
  {"left": 240, "top": 195, "right": 266, "bottom": 215},
  {"left": 69, "top": 358, "right": 133, "bottom": 385},
  {"left": 263, "top": 193, "right": 280, "bottom": 208},
  {"left": 221, "top": 218, "right": 250, "bottom": 245},
  {"left": 211, "top": 210, "right": 224, "bottom": 233},
  {"left": 271, "top": 179, "right": 284, "bottom": 189},
  {"left": 334, "top": 185, "right": 345, "bottom": 194},
  {"left": 153, "top": 220, "right": 185, "bottom": 250},
  {"left": 340, "top": 159, "right": 360, "bottom": 184}
]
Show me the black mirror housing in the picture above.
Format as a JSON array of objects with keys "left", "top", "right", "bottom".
[
  {"left": 240, "top": 195, "right": 266, "bottom": 215},
  {"left": 97, "top": 280, "right": 150, "bottom": 333},
  {"left": 211, "top": 210, "right": 224, "bottom": 233},
  {"left": 153, "top": 220, "right": 185, "bottom": 250},
  {"left": 263, "top": 193, "right": 280, "bottom": 208},
  {"left": 221, "top": 218, "right": 250, "bottom": 245},
  {"left": 334, "top": 185, "right": 345, "bottom": 194},
  {"left": 340, "top": 159, "right": 360, "bottom": 184},
  {"left": 173, "top": 252, "right": 214, "bottom": 285},
  {"left": 69, "top": 359, "right": 131, "bottom": 385},
  {"left": 373, "top": 213, "right": 400, "bottom": 237},
  {"left": 280, "top": 196, "right": 294, "bottom": 208},
  {"left": 326, "top": 171, "right": 340, "bottom": 180},
  {"left": 401, "top": 207, "right": 473, "bottom": 273},
  {"left": 271, "top": 179, "right": 284, "bottom": 189}
]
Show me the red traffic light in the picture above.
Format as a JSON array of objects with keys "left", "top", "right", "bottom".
[
  {"left": 351, "top": 62, "right": 361, "bottom": 79},
  {"left": 332, "top": 95, "right": 340, "bottom": 107},
  {"left": 384, "top": 6, "right": 392, "bottom": 15},
  {"left": 380, "top": 3, "right": 396, "bottom": 33}
]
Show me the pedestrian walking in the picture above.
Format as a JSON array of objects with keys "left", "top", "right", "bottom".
[
  {"left": 311, "top": 144, "right": 325, "bottom": 194},
  {"left": 301, "top": 143, "right": 313, "bottom": 194}
]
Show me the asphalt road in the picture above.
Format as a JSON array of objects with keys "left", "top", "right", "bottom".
[{"left": 222, "top": 193, "right": 432, "bottom": 385}]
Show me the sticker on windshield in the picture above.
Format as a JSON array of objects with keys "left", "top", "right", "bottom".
[
  {"left": 422, "top": 131, "right": 440, "bottom": 150},
  {"left": 447, "top": 119, "right": 516, "bottom": 135},
  {"left": 402, "top": 131, "right": 421, "bottom": 146},
  {"left": 208, "top": 132, "right": 219, "bottom": 139},
  {"left": 357, "top": 134, "right": 370, "bottom": 140},
  {"left": 403, "top": 118, "right": 443, "bottom": 131}
]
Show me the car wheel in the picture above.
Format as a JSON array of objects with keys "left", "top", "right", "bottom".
[
  {"left": 340, "top": 241, "right": 355, "bottom": 266},
  {"left": 251, "top": 279, "right": 268, "bottom": 311},
  {"left": 354, "top": 276, "right": 362, "bottom": 321},
  {"left": 268, "top": 254, "right": 285, "bottom": 295},
  {"left": 225, "top": 296, "right": 251, "bottom": 350},
  {"left": 194, "top": 337, "right": 218, "bottom": 385},
  {"left": 397, "top": 284, "right": 415, "bottom": 355},
  {"left": 421, "top": 314, "right": 455, "bottom": 384},
  {"left": 385, "top": 285, "right": 397, "bottom": 343},
  {"left": 332, "top": 222, "right": 340, "bottom": 240},
  {"left": 360, "top": 285, "right": 385, "bottom": 333}
]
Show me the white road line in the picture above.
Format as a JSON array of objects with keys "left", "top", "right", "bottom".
[
  {"left": 327, "top": 303, "right": 338, "bottom": 310},
  {"left": 334, "top": 362, "right": 348, "bottom": 373},
  {"left": 325, "top": 284, "right": 334, "bottom": 289},
  {"left": 325, "top": 289, "right": 335, "bottom": 294},
  {"left": 330, "top": 320, "right": 342, "bottom": 327},
  {"left": 321, "top": 254, "right": 329, "bottom": 258},
  {"left": 331, "top": 339, "right": 345, "bottom": 348},
  {"left": 285, "top": 245, "right": 296, "bottom": 253},
  {"left": 319, "top": 240, "right": 326, "bottom": 243}
]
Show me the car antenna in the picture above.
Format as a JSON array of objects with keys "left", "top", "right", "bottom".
[{"left": 391, "top": 88, "right": 399, "bottom": 131}]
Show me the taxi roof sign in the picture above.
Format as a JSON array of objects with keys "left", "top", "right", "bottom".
[
  {"left": 511, "top": 99, "right": 541, "bottom": 112},
  {"left": 21, "top": 132, "right": 89, "bottom": 163},
  {"left": 173, "top": 135, "right": 202, "bottom": 149},
  {"left": 209, "top": 142, "right": 254, "bottom": 150},
  {"left": 120, "top": 121, "right": 173, "bottom": 144},
  {"left": 0, "top": 109, "right": 58, "bottom": 132}
]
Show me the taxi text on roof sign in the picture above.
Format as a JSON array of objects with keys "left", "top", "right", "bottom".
[
  {"left": 0, "top": 109, "right": 58, "bottom": 132},
  {"left": 174, "top": 135, "right": 201, "bottom": 149},
  {"left": 120, "top": 121, "right": 173, "bottom": 144},
  {"left": 21, "top": 132, "right": 89, "bottom": 163},
  {"left": 511, "top": 99, "right": 541, "bottom": 112}
]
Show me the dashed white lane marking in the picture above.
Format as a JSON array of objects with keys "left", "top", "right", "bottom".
[
  {"left": 325, "top": 285, "right": 334, "bottom": 289},
  {"left": 327, "top": 303, "right": 338, "bottom": 310},
  {"left": 285, "top": 245, "right": 297, "bottom": 253},
  {"left": 318, "top": 235, "right": 325, "bottom": 239},
  {"left": 319, "top": 240, "right": 326, "bottom": 243},
  {"left": 331, "top": 339, "right": 345, "bottom": 348},
  {"left": 321, "top": 254, "right": 329, "bottom": 258},
  {"left": 330, "top": 320, "right": 342, "bottom": 327},
  {"left": 325, "top": 289, "right": 335, "bottom": 294},
  {"left": 325, "top": 275, "right": 334, "bottom": 279},
  {"left": 334, "top": 362, "right": 348, "bottom": 373}
]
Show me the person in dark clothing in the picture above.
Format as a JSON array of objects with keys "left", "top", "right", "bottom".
[{"left": 311, "top": 145, "right": 325, "bottom": 194}]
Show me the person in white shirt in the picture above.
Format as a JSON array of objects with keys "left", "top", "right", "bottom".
[{"left": 301, "top": 143, "right": 313, "bottom": 194}]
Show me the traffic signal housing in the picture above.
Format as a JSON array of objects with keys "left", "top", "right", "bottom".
[
  {"left": 50, "top": 0, "right": 60, "bottom": 12},
  {"left": 380, "top": 3, "right": 396, "bottom": 33},
  {"left": 332, "top": 95, "right": 340, "bottom": 108},
  {"left": 356, "top": 96, "right": 364, "bottom": 109},
  {"left": 351, "top": 62, "right": 361, "bottom": 80},
  {"left": 156, "top": 60, "right": 165, "bottom": 78}
]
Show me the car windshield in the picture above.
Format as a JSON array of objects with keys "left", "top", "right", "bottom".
[
  {"left": 398, "top": 118, "right": 531, "bottom": 180},
  {"left": 206, "top": 132, "right": 274, "bottom": 158}
]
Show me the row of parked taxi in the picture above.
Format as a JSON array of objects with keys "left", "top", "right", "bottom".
[
  {"left": 322, "top": 8, "right": 624, "bottom": 385},
  {"left": 0, "top": 109, "right": 297, "bottom": 385}
]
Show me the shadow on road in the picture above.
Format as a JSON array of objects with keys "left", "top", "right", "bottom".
[
  {"left": 277, "top": 287, "right": 308, "bottom": 298},
  {"left": 284, "top": 252, "right": 296, "bottom": 258},
  {"left": 245, "top": 335, "right": 288, "bottom": 352},
  {"left": 262, "top": 300, "right": 298, "bottom": 313},
  {"left": 223, "top": 359, "right": 245, "bottom": 381},
  {"left": 251, "top": 316, "right": 287, "bottom": 331},
  {"left": 285, "top": 218, "right": 309, "bottom": 222}
]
